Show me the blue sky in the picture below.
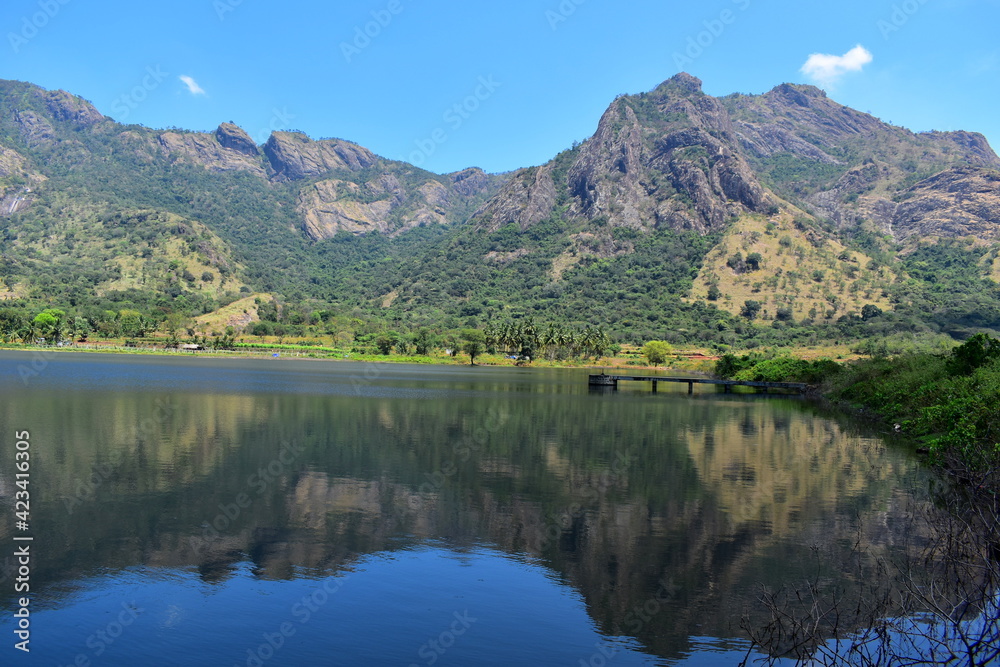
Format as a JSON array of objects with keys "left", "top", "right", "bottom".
[{"left": 3, "top": 0, "right": 999, "bottom": 174}]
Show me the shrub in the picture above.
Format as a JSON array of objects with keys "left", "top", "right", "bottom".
[
  {"left": 947, "top": 333, "right": 1000, "bottom": 375},
  {"left": 716, "top": 353, "right": 840, "bottom": 384},
  {"left": 727, "top": 252, "right": 745, "bottom": 273},
  {"left": 741, "top": 300, "right": 762, "bottom": 320},
  {"left": 642, "top": 340, "right": 673, "bottom": 365}
]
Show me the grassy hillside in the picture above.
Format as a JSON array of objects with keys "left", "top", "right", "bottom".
[
  {"left": 691, "top": 213, "right": 894, "bottom": 322},
  {"left": 2, "top": 197, "right": 247, "bottom": 309}
]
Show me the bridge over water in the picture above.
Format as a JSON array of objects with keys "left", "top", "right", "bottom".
[{"left": 589, "top": 373, "right": 810, "bottom": 394}]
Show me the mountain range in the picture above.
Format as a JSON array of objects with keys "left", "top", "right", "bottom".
[{"left": 2, "top": 73, "right": 1000, "bottom": 345}]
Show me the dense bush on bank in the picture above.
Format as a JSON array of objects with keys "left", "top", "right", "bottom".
[
  {"left": 831, "top": 334, "right": 1000, "bottom": 472},
  {"left": 717, "top": 335, "right": 1000, "bottom": 476},
  {"left": 714, "top": 353, "right": 840, "bottom": 384}
]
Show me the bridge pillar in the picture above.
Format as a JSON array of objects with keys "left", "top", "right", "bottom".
[
  {"left": 589, "top": 374, "right": 617, "bottom": 387},
  {"left": 652, "top": 380, "right": 657, "bottom": 393},
  {"left": 688, "top": 381, "right": 693, "bottom": 394}
]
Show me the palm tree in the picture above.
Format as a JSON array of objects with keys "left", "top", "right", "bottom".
[
  {"left": 543, "top": 323, "right": 560, "bottom": 360},
  {"left": 17, "top": 324, "right": 37, "bottom": 345},
  {"left": 498, "top": 321, "right": 515, "bottom": 355},
  {"left": 519, "top": 318, "right": 539, "bottom": 359},
  {"left": 484, "top": 322, "right": 499, "bottom": 353},
  {"left": 593, "top": 327, "right": 611, "bottom": 359}
]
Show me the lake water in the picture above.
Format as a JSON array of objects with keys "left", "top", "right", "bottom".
[{"left": 0, "top": 351, "right": 928, "bottom": 665}]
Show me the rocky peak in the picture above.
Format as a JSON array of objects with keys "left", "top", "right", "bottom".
[
  {"left": 37, "top": 89, "right": 105, "bottom": 126},
  {"left": 568, "top": 101, "right": 646, "bottom": 221},
  {"left": 214, "top": 123, "right": 258, "bottom": 156},
  {"left": 472, "top": 73, "right": 773, "bottom": 236},
  {"left": 450, "top": 167, "right": 492, "bottom": 196},
  {"left": 157, "top": 130, "right": 266, "bottom": 177},
  {"left": 475, "top": 166, "right": 558, "bottom": 232},
  {"left": 653, "top": 72, "right": 704, "bottom": 97},
  {"left": 263, "top": 132, "right": 377, "bottom": 182},
  {"left": 640, "top": 77, "right": 739, "bottom": 142},
  {"left": 926, "top": 131, "right": 1000, "bottom": 169},
  {"left": 755, "top": 83, "right": 887, "bottom": 144},
  {"left": 766, "top": 83, "right": 827, "bottom": 107}
]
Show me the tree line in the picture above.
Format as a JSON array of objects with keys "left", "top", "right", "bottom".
[
  {"left": 483, "top": 320, "right": 614, "bottom": 361},
  {"left": 0, "top": 307, "right": 155, "bottom": 344}
]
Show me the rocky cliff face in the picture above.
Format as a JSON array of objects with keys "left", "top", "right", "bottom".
[
  {"left": 214, "top": 122, "right": 258, "bottom": 156},
  {"left": 471, "top": 72, "right": 999, "bottom": 248},
  {"left": 297, "top": 168, "right": 504, "bottom": 240},
  {"left": 37, "top": 89, "right": 106, "bottom": 126},
  {"left": 261, "top": 134, "right": 505, "bottom": 238},
  {"left": 157, "top": 128, "right": 266, "bottom": 176},
  {"left": 475, "top": 165, "right": 557, "bottom": 232},
  {"left": 0, "top": 146, "right": 28, "bottom": 180},
  {"left": 263, "top": 132, "right": 378, "bottom": 181},
  {"left": 473, "top": 73, "right": 770, "bottom": 237},
  {"left": 892, "top": 167, "right": 1000, "bottom": 241},
  {"left": 0, "top": 146, "right": 44, "bottom": 216},
  {"left": 300, "top": 176, "right": 408, "bottom": 238},
  {"left": 13, "top": 109, "right": 57, "bottom": 148}
]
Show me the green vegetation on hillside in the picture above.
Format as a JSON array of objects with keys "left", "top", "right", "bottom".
[{"left": 3, "top": 78, "right": 1000, "bottom": 351}]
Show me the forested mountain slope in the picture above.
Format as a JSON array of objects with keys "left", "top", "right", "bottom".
[{"left": 2, "top": 74, "right": 999, "bottom": 346}]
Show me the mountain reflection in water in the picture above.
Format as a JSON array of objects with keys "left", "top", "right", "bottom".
[{"left": 0, "top": 352, "right": 929, "bottom": 665}]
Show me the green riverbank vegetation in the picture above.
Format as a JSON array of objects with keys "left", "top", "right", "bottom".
[
  {"left": 716, "top": 334, "right": 1000, "bottom": 478},
  {"left": 721, "top": 337, "right": 1000, "bottom": 666}
]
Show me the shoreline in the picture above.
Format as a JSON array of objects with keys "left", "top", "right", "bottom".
[{"left": 0, "top": 342, "right": 717, "bottom": 374}]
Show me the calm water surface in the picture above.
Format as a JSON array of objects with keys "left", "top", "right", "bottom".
[{"left": 0, "top": 351, "right": 927, "bottom": 665}]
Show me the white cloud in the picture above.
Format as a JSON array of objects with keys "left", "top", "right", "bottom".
[
  {"left": 800, "top": 45, "right": 873, "bottom": 88},
  {"left": 179, "top": 75, "right": 206, "bottom": 96}
]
